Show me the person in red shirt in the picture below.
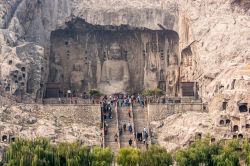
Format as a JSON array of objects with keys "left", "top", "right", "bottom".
[{"left": 128, "top": 109, "right": 132, "bottom": 118}]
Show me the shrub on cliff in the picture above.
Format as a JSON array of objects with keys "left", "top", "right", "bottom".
[
  {"left": 88, "top": 89, "right": 102, "bottom": 98},
  {"left": 142, "top": 88, "right": 164, "bottom": 97}
]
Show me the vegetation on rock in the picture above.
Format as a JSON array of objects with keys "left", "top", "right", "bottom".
[
  {"left": 88, "top": 89, "right": 102, "bottom": 98},
  {"left": 142, "top": 88, "right": 164, "bottom": 97}
]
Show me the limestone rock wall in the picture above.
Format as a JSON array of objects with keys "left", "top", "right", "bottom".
[
  {"left": 0, "top": 0, "right": 249, "bottom": 101},
  {"left": 0, "top": 43, "right": 45, "bottom": 101},
  {"left": 178, "top": 0, "right": 250, "bottom": 102},
  {"left": 0, "top": 104, "right": 101, "bottom": 145},
  {"left": 0, "top": 0, "right": 250, "bottom": 151},
  {"left": 148, "top": 103, "right": 205, "bottom": 122}
]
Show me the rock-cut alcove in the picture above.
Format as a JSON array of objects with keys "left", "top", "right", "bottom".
[{"left": 45, "top": 18, "right": 179, "bottom": 97}]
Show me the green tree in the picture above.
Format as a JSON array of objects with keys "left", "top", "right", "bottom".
[
  {"left": 176, "top": 136, "right": 220, "bottom": 166},
  {"left": 117, "top": 147, "right": 141, "bottom": 166},
  {"left": 91, "top": 146, "right": 114, "bottom": 166},
  {"left": 243, "top": 140, "right": 250, "bottom": 165},
  {"left": 3, "top": 138, "right": 93, "bottom": 166},
  {"left": 3, "top": 138, "right": 55, "bottom": 166},
  {"left": 212, "top": 139, "right": 241, "bottom": 166},
  {"left": 55, "top": 142, "right": 91, "bottom": 166},
  {"left": 140, "top": 145, "right": 172, "bottom": 166}
]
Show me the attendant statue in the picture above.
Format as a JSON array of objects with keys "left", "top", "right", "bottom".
[
  {"left": 70, "top": 62, "right": 85, "bottom": 88},
  {"left": 166, "top": 54, "right": 179, "bottom": 96},
  {"left": 49, "top": 53, "right": 64, "bottom": 83},
  {"left": 98, "top": 43, "right": 130, "bottom": 94}
]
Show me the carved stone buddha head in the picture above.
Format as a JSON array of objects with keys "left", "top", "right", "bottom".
[
  {"left": 169, "top": 54, "right": 178, "bottom": 65},
  {"left": 109, "top": 42, "right": 122, "bottom": 60}
]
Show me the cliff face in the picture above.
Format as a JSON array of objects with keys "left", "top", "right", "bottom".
[
  {"left": 0, "top": 0, "right": 248, "bottom": 99},
  {"left": 0, "top": 0, "right": 250, "bottom": 150}
]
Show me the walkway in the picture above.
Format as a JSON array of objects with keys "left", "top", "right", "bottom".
[
  {"left": 118, "top": 106, "right": 136, "bottom": 148},
  {"left": 103, "top": 102, "right": 150, "bottom": 153},
  {"left": 133, "top": 105, "right": 150, "bottom": 151},
  {"left": 104, "top": 104, "right": 120, "bottom": 154}
]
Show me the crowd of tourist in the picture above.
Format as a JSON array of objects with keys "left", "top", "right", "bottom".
[{"left": 101, "top": 93, "right": 149, "bottom": 149}]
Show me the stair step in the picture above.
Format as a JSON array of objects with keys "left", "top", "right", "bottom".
[{"left": 104, "top": 107, "right": 119, "bottom": 154}]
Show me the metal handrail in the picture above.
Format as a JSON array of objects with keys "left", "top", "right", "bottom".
[
  {"left": 115, "top": 102, "right": 121, "bottom": 150},
  {"left": 146, "top": 104, "right": 152, "bottom": 148},
  {"left": 130, "top": 104, "right": 137, "bottom": 148},
  {"left": 102, "top": 106, "right": 105, "bottom": 148}
]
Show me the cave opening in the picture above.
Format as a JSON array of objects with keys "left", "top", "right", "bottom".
[
  {"left": 219, "top": 120, "right": 225, "bottom": 125},
  {"left": 10, "top": 136, "right": 15, "bottom": 142},
  {"left": 238, "top": 134, "right": 243, "bottom": 139},
  {"left": 211, "top": 138, "right": 216, "bottom": 143},
  {"left": 239, "top": 103, "right": 248, "bottom": 113},
  {"left": 8, "top": 60, "right": 13, "bottom": 65},
  {"left": 44, "top": 18, "right": 180, "bottom": 98},
  {"left": 195, "top": 132, "right": 202, "bottom": 139},
  {"left": 181, "top": 46, "right": 192, "bottom": 67},
  {"left": 2, "top": 135, "right": 7, "bottom": 142},
  {"left": 222, "top": 101, "right": 228, "bottom": 110},
  {"left": 226, "top": 119, "right": 231, "bottom": 124},
  {"left": 233, "top": 125, "right": 239, "bottom": 132}
]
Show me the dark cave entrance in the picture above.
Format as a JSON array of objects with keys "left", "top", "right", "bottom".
[
  {"left": 233, "top": 125, "right": 239, "bottom": 132},
  {"left": 239, "top": 103, "right": 248, "bottom": 113}
]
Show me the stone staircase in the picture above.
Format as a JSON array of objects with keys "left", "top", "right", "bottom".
[
  {"left": 103, "top": 103, "right": 150, "bottom": 154},
  {"left": 104, "top": 105, "right": 120, "bottom": 154},
  {"left": 133, "top": 105, "right": 150, "bottom": 151},
  {"left": 118, "top": 106, "right": 136, "bottom": 148}
]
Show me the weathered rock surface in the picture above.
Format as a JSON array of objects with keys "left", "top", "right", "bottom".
[
  {"left": 0, "top": 104, "right": 101, "bottom": 146},
  {"left": 0, "top": 0, "right": 250, "bottom": 152}
]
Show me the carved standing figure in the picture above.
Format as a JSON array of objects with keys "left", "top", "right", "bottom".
[
  {"left": 166, "top": 54, "right": 179, "bottom": 96},
  {"left": 98, "top": 43, "right": 130, "bottom": 94},
  {"left": 49, "top": 53, "right": 64, "bottom": 83},
  {"left": 70, "top": 61, "right": 85, "bottom": 88}
]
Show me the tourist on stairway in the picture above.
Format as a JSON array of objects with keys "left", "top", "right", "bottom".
[
  {"left": 143, "top": 127, "right": 147, "bottom": 133},
  {"left": 123, "top": 123, "right": 126, "bottom": 131},
  {"left": 108, "top": 105, "right": 112, "bottom": 119},
  {"left": 128, "top": 109, "right": 131, "bottom": 118},
  {"left": 129, "top": 138, "right": 133, "bottom": 146},
  {"left": 143, "top": 127, "right": 148, "bottom": 138},
  {"left": 119, "top": 128, "right": 122, "bottom": 136},
  {"left": 104, "top": 127, "right": 108, "bottom": 135},
  {"left": 128, "top": 123, "right": 133, "bottom": 133},
  {"left": 144, "top": 132, "right": 148, "bottom": 141},
  {"left": 114, "top": 133, "right": 118, "bottom": 142}
]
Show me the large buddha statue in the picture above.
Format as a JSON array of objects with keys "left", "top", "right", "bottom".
[
  {"left": 166, "top": 54, "right": 179, "bottom": 97},
  {"left": 98, "top": 43, "right": 130, "bottom": 94}
]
